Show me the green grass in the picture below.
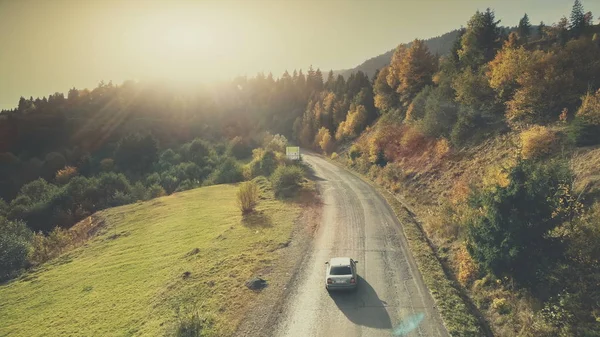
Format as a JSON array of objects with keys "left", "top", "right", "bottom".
[
  {"left": 0, "top": 184, "right": 301, "bottom": 337},
  {"left": 328, "top": 155, "right": 486, "bottom": 337}
]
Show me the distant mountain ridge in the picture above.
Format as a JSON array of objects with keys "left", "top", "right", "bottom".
[
  {"left": 334, "top": 26, "right": 524, "bottom": 80},
  {"left": 333, "top": 29, "right": 462, "bottom": 80}
]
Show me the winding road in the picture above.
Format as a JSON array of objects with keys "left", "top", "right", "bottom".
[{"left": 272, "top": 153, "right": 449, "bottom": 337}]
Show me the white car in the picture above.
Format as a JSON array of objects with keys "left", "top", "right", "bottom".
[{"left": 325, "top": 257, "right": 358, "bottom": 291}]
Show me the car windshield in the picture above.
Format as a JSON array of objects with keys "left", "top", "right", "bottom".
[{"left": 329, "top": 265, "right": 352, "bottom": 275}]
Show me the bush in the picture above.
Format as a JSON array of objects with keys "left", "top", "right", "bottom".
[
  {"left": 228, "top": 136, "right": 252, "bottom": 159},
  {"left": 100, "top": 158, "right": 114, "bottom": 172},
  {"left": 435, "top": 138, "right": 451, "bottom": 159},
  {"left": 271, "top": 165, "right": 305, "bottom": 198},
  {"left": 55, "top": 166, "right": 78, "bottom": 185},
  {"left": 0, "top": 218, "right": 32, "bottom": 281},
  {"left": 237, "top": 181, "right": 260, "bottom": 214},
  {"left": 259, "top": 151, "right": 277, "bottom": 177},
  {"left": 175, "top": 179, "right": 198, "bottom": 192},
  {"left": 114, "top": 133, "right": 158, "bottom": 174},
  {"left": 464, "top": 159, "right": 576, "bottom": 286},
  {"left": 521, "top": 125, "right": 559, "bottom": 160},
  {"left": 567, "top": 117, "right": 600, "bottom": 146},
  {"left": 349, "top": 145, "right": 362, "bottom": 161},
  {"left": 212, "top": 157, "right": 244, "bottom": 184},
  {"left": 161, "top": 175, "right": 179, "bottom": 194},
  {"left": 148, "top": 184, "right": 167, "bottom": 198},
  {"left": 146, "top": 172, "right": 161, "bottom": 186},
  {"left": 130, "top": 182, "right": 149, "bottom": 202},
  {"left": 264, "top": 134, "right": 288, "bottom": 154},
  {"left": 331, "top": 152, "right": 339, "bottom": 160}
]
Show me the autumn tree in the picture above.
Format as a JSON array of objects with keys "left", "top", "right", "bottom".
[
  {"left": 388, "top": 40, "right": 437, "bottom": 108},
  {"left": 373, "top": 66, "right": 398, "bottom": 113},
  {"left": 518, "top": 13, "right": 531, "bottom": 42},
  {"left": 315, "top": 127, "right": 334, "bottom": 154}
]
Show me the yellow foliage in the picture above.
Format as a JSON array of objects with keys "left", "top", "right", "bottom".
[
  {"left": 237, "top": 181, "right": 259, "bottom": 214},
  {"left": 55, "top": 166, "right": 78, "bottom": 184},
  {"left": 576, "top": 89, "right": 600, "bottom": 126},
  {"left": 315, "top": 127, "right": 334, "bottom": 154},
  {"left": 434, "top": 138, "right": 451, "bottom": 159},
  {"left": 483, "top": 165, "right": 511, "bottom": 189},
  {"left": 520, "top": 125, "right": 558, "bottom": 159},
  {"left": 457, "top": 244, "right": 478, "bottom": 287},
  {"left": 491, "top": 297, "right": 510, "bottom": 315},
  {"left": 330, "top": 152, "right": 338, "bottom": 160}
]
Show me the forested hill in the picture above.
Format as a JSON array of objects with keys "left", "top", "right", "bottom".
[
  {"left": 334, "top": 25, "right": 541, "bottom": 80},
  {"left": 334, "top": 29, "right": 462, "bottom": 80}
]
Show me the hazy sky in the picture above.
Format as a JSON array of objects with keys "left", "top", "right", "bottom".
[{"left": 1, "top": 0, "right": 598, "bottom": 110}]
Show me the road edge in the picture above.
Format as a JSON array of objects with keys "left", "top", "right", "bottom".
[
  {"left": 233, "top": 168, "right": 323, "bottom": 337},
  {"left": 316, "top": 152, "right": 486, "bottom": 337}
]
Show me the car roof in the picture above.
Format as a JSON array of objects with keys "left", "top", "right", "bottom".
[{"left": 329, "top": 257, "right": 352, "bottom": 266}]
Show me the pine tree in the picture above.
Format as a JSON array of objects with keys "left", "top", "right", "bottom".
[
  {"left": 458, "top": 8, "right": 502, "bottom": 69},
  {"left": 325, "top": 70, "right": 335, "bottom": 91},
  {"left": 538, "top": 21, "right": 546, "bottom": 39},
  {"left": 314, "top": 68, "right": 324, "bottom": 92},
  {"left": 518, "top": 13, "right": 531, "bottom": 42},
  {"left": 570, "top": 0, "right": 585, "bottom": 38}
]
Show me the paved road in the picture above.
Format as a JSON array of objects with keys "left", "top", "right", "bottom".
[{"left": 273, "top": 153, "right": 449, "bottom": 337}]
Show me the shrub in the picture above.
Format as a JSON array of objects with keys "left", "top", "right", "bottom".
[
  {"left": 464, "top": 159, "right": 577, "bottom": 286},
  {"left": 161, "top": 175, "right": 179, "bottom": 194},
  {"left": 434, "top": 138, "right": 451, "bottom": 159},
  {"left": 100, "top": 158, "right": 114, "bottom": 172},
  {"left": 55, "top": 166, "right": 78, "bottom": 185},
  {"left": 114, "top": 133, "right": 158, "bottom": 174},
  {"left": 237, "top": 181, "right": 260, "bottom": 214},
  {"left": 271, "top": 165, "right": 305, "bottom": 198},
  {"left": 146, "top": 172, "right": 161, "bottom": 186},
  {"left": 264, "top": 134, "right": 288, "bottom": 154},
  {"left": 0, "top": 218, "right": 32, "bottom": 281},
  {"left": 492, "top": 297, "right": 511, "bottom": 315},
  {"left": 567, "top": 117, "right": 600, "bottom": 146},
  {"left": 212, "top": 158, "right": 244, "bottom": 184},
  {"left": 521, "top": 125, "right": 558, "bottom": 159},
  {"left": 457, "top": 244, "right": 479, "bottom": 287},
  {"left": 175, "top": 179, "right": 197, "bottom": 192},
  {"left": 576, "top": 89, "right": 600, "bottom": 126},
  {"left": 130, "top": 182, "right": 149, "bottom": 201},
  {"left": 148, "top": 184, "right": 167, "bottom": 198},
  {"left": 259, "top": 151, "right": 277, "bottom": 177},
  {"left": 349, "top": 145, "right": 362, "bottom": 161},
  {"left": 228, "top": 136, "right": 252, "bottom": 159},
  {"left": 331, "top": 152, "right": 339, "bottom": 160},
  {"left": 95, "top": 173, "right": 132, "bottom": 207}
]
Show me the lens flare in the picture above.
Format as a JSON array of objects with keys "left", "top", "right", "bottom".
[{"left": 392, "top": 312, "right": 425, "bottom": 336}]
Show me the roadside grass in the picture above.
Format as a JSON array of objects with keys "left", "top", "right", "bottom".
[
  {"left": 326, "top": 154, "right": 486, "bottom": 337},
  {"left": 0, "top": 184, "right": 301, "bottom": 337}
]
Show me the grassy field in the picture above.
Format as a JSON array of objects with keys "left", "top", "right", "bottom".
[{"left": 0, "top": 183, "right": 302, "bottom": 337}]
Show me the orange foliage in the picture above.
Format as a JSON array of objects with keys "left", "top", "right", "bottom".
[
  {"left": 55, "top": 166, "right": 78, "bottom": 184},
  {"left": 457, "top": 244, "right": 478, "bottom": 287},
  {"left": 434, "top": 138, "right": 451, "bottom": 159}
]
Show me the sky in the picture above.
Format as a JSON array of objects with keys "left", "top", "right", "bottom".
[{"left": 1, "top": 0, "right": 599, "bottom": 110}]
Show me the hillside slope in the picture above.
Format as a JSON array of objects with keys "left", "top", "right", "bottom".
[{"left": 0, "top": 183, "right": 309, "bottom": 337}]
